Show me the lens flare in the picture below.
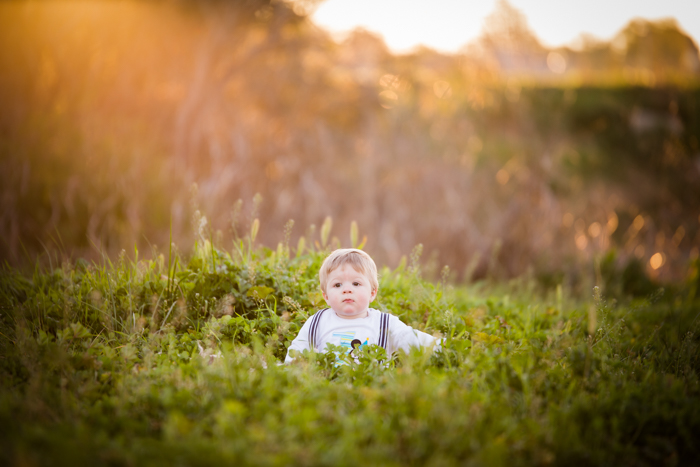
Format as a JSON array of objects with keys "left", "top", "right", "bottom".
[
  {"left": 649, "top": 252, "right": 664, "bottom": 270},
  {"left": 588, "top": 222, "right": 601, "bottom": 238},
  {"left": 379, "top": 90, "right": 398, "bottom": 109},
  {"left": 606, "top": 212, "right": 618, "bottom": 234},
  {"left": 496, "top": 169, "right": 510, "bottom": 185}
]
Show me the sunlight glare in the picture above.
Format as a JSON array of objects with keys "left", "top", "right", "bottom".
[
  {"left": 379, "top": 74, "right": 398, "bottom": 87},
  {"left": 606, "top": 212, "right": 618, "bottom": 234},
  {"left": 672, "top": 226, "right": 685, "bottom": 246},
  {"left": 379, "top": 90, "right": 398, "bottom": 109},
  {"left": 575, "top": 234, "right": 588, "bottom": 250},
  {"left": 649, "top": 252, "right": 664, "bottom": 269},
  {"left": 588, "top": 222, "right": 601, "bottom": 238},
  {"left": 313, "top": 0, "right": 700, "bottom": 55},
  {"left": 496, "top": 169, "right": 510, "bottom": 185},
  {"left": 546, "top": 52, "right": 567, "bottom": 74}
]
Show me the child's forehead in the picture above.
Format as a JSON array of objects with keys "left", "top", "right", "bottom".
[{"left": 327, "top": 263, "right": 368, "bottom": 277}]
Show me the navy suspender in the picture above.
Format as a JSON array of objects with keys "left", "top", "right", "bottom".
[
  {"left": 308, "top": 308, "right": 328, "bottom": 351},
  {"left": 378, "top": 311, "right": 389, "bottom": 349},
  {"left": 309, "top": 308, "right": 390, "bottom": 351}
]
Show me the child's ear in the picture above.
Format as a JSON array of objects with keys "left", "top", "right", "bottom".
[{"left": 370, "top": 288, "right": 378, "bottom": 301}]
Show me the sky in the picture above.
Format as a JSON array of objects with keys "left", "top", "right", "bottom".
[{"left": 311, "top": 0, "right": 700, "bottom": 54}]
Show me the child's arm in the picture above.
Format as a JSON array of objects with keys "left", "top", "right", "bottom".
[
  {"left": 387, "top": 314, "right": 442, "bottom": 355},
  {"left": 284, "top": 317, "right": 314, "bottom": 363}
]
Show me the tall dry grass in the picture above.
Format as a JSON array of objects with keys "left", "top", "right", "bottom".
[{"left": 1, "top": 1, "right": 698, "bottom": 287}]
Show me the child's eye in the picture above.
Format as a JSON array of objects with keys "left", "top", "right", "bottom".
[
  {"left": 333, "top": 283, "right": 341, "bottom": 287},
  {"left": 353, "top": 282, "right": 360, "bottom": 286}
]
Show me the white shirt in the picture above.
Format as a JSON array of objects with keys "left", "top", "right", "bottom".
[{"left": 284, "top": 308, "right": 440, "bottom": 363}]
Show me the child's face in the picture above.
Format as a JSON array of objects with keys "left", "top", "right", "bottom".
[{"left": 322, "top": 264, "right": 377, "bottom": 319}]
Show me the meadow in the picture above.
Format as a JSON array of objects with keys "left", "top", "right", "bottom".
[{"left": 1, "top": 222, "right": 699, "bottom": 466}]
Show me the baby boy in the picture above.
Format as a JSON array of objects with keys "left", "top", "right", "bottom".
[{"left": 284, "top": 248, "right": 440, "bottom": 363}]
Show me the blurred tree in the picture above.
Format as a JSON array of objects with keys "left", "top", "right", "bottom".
[
  {"left": 566, "top": 34, "right": 619, "bottom": 74},
  {"left": 167, "top": 0, "right": 320, "bottom": 167},
  {"left": 336, "top": 28, "right": 390, "bottom": 85},
  {"left": 476, "top": 0, "right": 546, "bottom": 73},
  {"left": 0, "top": 0, "right": 698, "bottom": 286},
  {"left": 616, "top": 19, "right": 700, "bottom": 78}
]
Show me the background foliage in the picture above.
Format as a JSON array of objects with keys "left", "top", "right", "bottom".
[{"left": 1, "top": 0, "right": 699, "bottom": 286}]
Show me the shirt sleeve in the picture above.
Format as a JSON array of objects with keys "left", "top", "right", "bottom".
[
  {"left": 284, "top": 314, "right": 315, "bottom": 363},
  {"left": 387, "top": 314, "right": 442, "bottom": 354}
]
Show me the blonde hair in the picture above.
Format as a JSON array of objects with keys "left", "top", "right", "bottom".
[{"left": 319, "top": 249, "right": 378, "bottom": 294}]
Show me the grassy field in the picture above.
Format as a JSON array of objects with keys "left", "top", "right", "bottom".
[{"left": 1, "top": 233, "right": 699, "bottom": 466}]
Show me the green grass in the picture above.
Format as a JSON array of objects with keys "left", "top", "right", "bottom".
[{"left": 1, "top": 235, "right": 699, "bottom": 466}]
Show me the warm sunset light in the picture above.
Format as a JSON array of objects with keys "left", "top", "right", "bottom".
[
  {"left": 313, "top": 0, "right": 700, "bottom": 53},
  {"left": 5, "top": 0, "right": 696, "bottom": 274},
  {"left": 2, "top": 1, "right": 700, "bottom": 463}
]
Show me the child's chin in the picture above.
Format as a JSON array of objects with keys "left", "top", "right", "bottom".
[{"left": 335, "top": 308, "right": 365, "bottom": 318}]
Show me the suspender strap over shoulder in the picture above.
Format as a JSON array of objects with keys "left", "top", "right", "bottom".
[
  {"left": 309, "top": 308, "right": 328, "bottom": 351},
  {"left": 378, "top": 312, "right": 389, "bottom": 350}
]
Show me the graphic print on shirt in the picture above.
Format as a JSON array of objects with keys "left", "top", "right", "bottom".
[{"left": 331, "top": 331, "right": 369, "bottom": 361}]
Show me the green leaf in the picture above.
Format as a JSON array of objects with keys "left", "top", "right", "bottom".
[
  {"left": 246, "top": 286, "right": 275, "bottom": 299},
  {"left": 472, "top": 332, "right": 504, "bottom": 345},
  {"left": 37, "top": 329, "right": 52, "bottom": 345}
]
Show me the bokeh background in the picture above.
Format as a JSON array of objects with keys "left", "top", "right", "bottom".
[{"left": 1, "top": 0, "right": 699, "bottom": 292}]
